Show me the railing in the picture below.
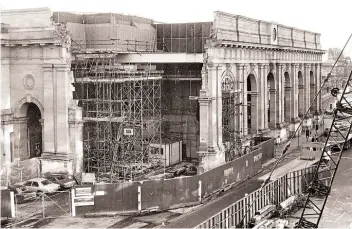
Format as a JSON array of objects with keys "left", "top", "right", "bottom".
[{"left": 194, "top": 166, "right": 316, "bottom": 228}]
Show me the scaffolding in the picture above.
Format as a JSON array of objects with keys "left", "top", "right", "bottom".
[
  {"left": 72, "top": 54, "right": 162, "bottom": 182},
  {"left": 222, "top": 74, "right": 243, "bottom": 162}
]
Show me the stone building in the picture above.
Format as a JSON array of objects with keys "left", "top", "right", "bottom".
[
  {"left": 1, "top": 8, "right": 324, "bottom": 179},
  {"left": 1, "top": 8, "right": 83, "bottom": 177}
]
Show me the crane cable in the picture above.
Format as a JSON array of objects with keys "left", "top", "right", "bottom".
[{"left": 235, "top": 33, "right": 352, "bottom": 228}]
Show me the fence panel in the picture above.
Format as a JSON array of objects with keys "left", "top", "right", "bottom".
[
  {"left": 75, "top": 182, "right": 139, "bottom": 215},
  {"left": 1, "top": 189, "right": 13, "bottom": 218},
  {"left": 141, "top": 179, "right": 163, "bottom": 210},
  {"left": 194, "top": 166, "right": 315, "bottom": 229}
]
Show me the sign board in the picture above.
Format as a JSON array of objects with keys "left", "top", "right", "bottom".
[
  {"left": 74, "top": 195, "right": 94, "bottom": 206},
  {"left": 254, "top": 152, "right": 262, "bottom": 163},
  {"left": 123, "top": 128, "right": 134, "bottom": 136},
  {"left": 75, "top": 187, "right": 93, "bottom": 196},
  {"left": 81, "top": 173, "right": 95, "bottom": 184}
]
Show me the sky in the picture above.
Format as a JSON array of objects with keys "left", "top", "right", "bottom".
[{"left": 1, "top": 0, "right": 352, "bottom": 57}]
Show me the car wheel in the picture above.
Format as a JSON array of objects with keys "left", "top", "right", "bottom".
[
  {"left": 15, "top": 196, "right": 24, "bottom": 204},
  {"left": 36, "top": 191, "right": 43, "bottom": 197}
]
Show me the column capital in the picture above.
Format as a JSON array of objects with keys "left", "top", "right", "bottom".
[
  {"left": 258, "top": 63, "right": 266, "bottom": 70},
  {"left": 236, "top": 63, "right": 245, "bottom": 70},
  {"left": 304, "top": 63, "right": 311, "bottom": 69},
  {"left": 269, "top": 88, "right": 277, "bottom": 93}
]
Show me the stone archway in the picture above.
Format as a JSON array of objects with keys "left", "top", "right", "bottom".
[
  {"left": 284, "top": 72, "right": 291, "bottom": 122},
  {"left": 221, "top": 70, "right": 236, "bottom": 161},
  {"left": 267, "top": 73, "right": 276, "bottom": 128},
  {"left": 13, "top": 96, "right": 43, "bottom": 161},
  {"left": 298, "top": 71, "right": 304, "bottom": 116},
  {"left": 247, "top": 73, "right": 258, "bottom": 134}
]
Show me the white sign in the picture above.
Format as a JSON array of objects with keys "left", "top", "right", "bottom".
[
  {"left": 82, "top": 173, "right": 95, "bottom": 184},
  {"left": 95, "top": 191, "right": 106, "bottom": 196},
  {"left": 75, "top": 187, "right": 92, "bottom": 196},
  {"left": 123, "top": 128, "right": 134, "bottom": 136},
  {"left": 254, "top": 153, "right": 263, "bottom": 162},
  {"left": 74, "top": 196, "right": 94, "bottom": 206}
]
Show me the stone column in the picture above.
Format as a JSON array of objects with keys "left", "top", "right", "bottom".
[
  {"left": 264, "top": 65, "right": 269, "bottom": 129},
  {"left": 236, "top": 64, "right": 245, "bottom": 136},
  {"left": 42, "top": 64, "right": 71, "bottom": 158},
  {"left": 310, "top": 63, "right": 317, "bottom": 112},
  {"left": 291, "top": 64, "right": 298, "bottom": 121},
  {"left": 298, "top": 84, "right": 305, "bottom": 116},
  {"left": 39, "top": 119, "right": 44, "bottom": 156},
  {"left": 13, "top": 117, "right": 28, "bottom": 160},
  {"left": 284, "top": 86, "right": 292, "bottom": 122},
  {"left": 1, "top": 115, "right": 14, "bottom": 166},
  {"left": 316, "top": 63, "right": 322, "bottom": 112},
  {"left": 217, "top": 65, "right": 224, "bottom": 151},
  {"left": 250, "top": 93, "right": 259, "bottom": 134},
  {"left": 269, "top": 89, "right": 277, "bottom": 128},
  {"left": 68, "top": 107, "right": 84, "bottom": 174},
  {"left": 198, "top": 95, "right": 211, "bottom": 152},
  {"left": 276, "top": 64, "right": 284, "bottom": 127},
  {"left": 243, "top": 65, "right": 248, "bottom": 136},
  {"left": 257, "top": 64, "right": 266, "bottom": 132},
  {"left": 197, "top": 63, "right": 225, "bottom": 173},
  {"left": 304, "top": 64, "right": 311, "bottom": 114},
  {"left": 41, "top": 63, "right": 73, "bottom": 175}
]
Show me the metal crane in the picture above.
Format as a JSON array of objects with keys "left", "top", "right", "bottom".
[{"left": 296, "top": 69, "right": 352, "bottom": 228}]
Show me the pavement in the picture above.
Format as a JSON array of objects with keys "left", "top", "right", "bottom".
[{"left": 287, "top": 147, "right": 352, "bottom": 228}]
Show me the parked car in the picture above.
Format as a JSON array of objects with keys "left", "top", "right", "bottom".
[
  {"left": 45, "top": 174, "right": 77, "bottom": 189},
  {"left": 8, "top": 184, "right": 36, "bottom": 204},
  {"left": 23, "top": 178, "right": 60, "bottom": 194}
]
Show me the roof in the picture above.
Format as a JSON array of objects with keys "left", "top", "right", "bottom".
[{"left": 28, "top": 178, "right": 48, "bottom": 182}]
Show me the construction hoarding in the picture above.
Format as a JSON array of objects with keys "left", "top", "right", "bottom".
[
  {"left": 74, "top": 138, "right": 274, "bottom": 214},
  {"left": 74, "top": 182, "right": 139, "bottom": 215}
]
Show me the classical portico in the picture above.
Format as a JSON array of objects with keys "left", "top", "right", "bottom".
[{"left": 197, "top": 11, "right": 325, "bottom": 172}]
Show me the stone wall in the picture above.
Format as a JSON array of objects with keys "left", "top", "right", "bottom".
[{"left": 213, "top": 11, "right": 321, "bottom": 49}]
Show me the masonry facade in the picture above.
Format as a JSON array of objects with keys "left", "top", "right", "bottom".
[
  {"left": 1, "top": 8, "right": 83, "bottom": 176},
  {"left": 197, "top": 12, "right": 325, "bottom": 172},
  {"left": 1, "top": 8, "right": 324, "bottom": 177}
]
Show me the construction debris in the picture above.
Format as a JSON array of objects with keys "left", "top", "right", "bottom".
[
  {"left": 249, "top": 194, "right": 306, "bottom": 228},
  {"left": 249, "top": 205, "right": 276, "bottom": 227}
]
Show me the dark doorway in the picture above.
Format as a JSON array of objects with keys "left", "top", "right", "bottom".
[{"left": 27, "top": 103, "right": 42, "bottom": 158}]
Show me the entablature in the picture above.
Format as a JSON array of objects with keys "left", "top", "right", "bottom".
[{"left": 206, "top": 40, "right": 325, "bottom": 55}]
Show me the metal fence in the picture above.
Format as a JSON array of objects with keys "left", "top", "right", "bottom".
[{"left": 194, "top": 167, "right": 316, "bottom": 228}]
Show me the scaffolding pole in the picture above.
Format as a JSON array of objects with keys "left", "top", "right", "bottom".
[{"left": 73, "top": 54, "right": 162, "bottom": 182}]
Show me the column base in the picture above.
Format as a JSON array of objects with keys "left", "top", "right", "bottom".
[
  {"left": 289, "top": 121, "right": 302, "bottom": 137},
  {"left": 40, "top": 152, "right": 74, "bottom": 175},
  {"left": 258, "top": 128, "right": 271, "bottom": 135},
  {"left": 197, "top": 146, "right": 226, "bottom": 174}
]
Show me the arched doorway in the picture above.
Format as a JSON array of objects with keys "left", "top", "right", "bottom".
[
  {"left": 247, "top": 74, "right": 257, "bottom": 134},
  {"left": 16, "top": 102, "right": 42, "bottom": 160},
  {"left": 310, "top": 71, "right": 316, "bottom": 112},
  {"left": 221, "top": 70, "right": 236, "bottom": 162},
  {"left": 267, "top": 73, "right": 276, "bottom": 128},
  {"left": 298, "top": 71, "right": 304, "bottom": 116},
  {"left": 284, "top": 72, "right": 291, "bottom": 122}
]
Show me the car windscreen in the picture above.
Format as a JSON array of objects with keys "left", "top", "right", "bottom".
[{"left": 41, "top": 180, "right": 51, "bottom": 185}]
